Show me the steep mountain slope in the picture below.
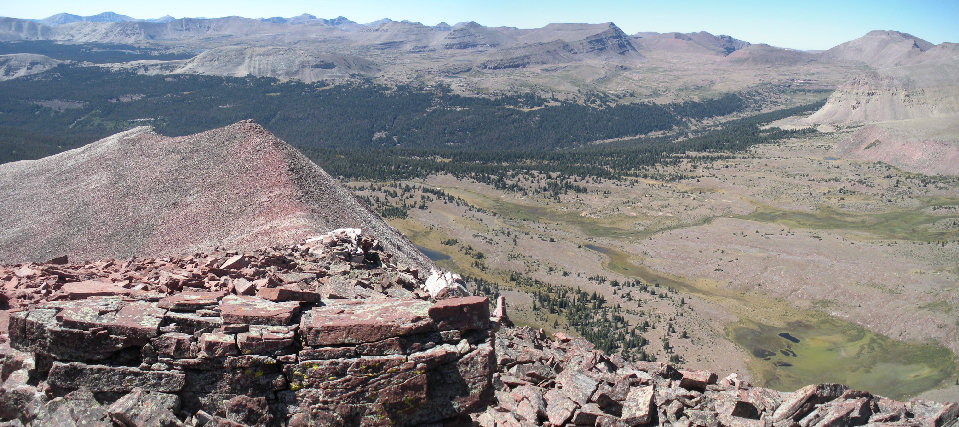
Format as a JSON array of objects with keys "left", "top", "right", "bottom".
[
  {"left": 807, "top": 32, "right": 959, "bottom": 125},
  {"left": 0, "top": 18, "right": 50, "bottom": 41},
  {"left": 821, "top": 30, "right": 933, "bottom": 67},
  {"left": 0, "top": 120, "right": 434, "bottom": 271}
]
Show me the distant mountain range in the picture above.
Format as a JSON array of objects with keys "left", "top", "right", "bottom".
[{"left": 1, "top": 13, "right": 956, "bottom": 136}]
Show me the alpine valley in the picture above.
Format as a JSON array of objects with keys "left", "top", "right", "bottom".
[{"left": 0, "top": 10, "right": 957, "bottom": 426}]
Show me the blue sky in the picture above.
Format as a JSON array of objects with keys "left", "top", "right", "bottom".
[{"left": 5, "top": 0, "right": 958, "bottom": 50}]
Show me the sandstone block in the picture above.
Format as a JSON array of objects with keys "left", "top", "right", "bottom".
[
  {"left": 772, "top": 383, "right": 848, "bottom": 423},
  {"left": 299, "top": 299, "right": 433, "bottom": 346},
  {"left": 48, "top": 362, "right": 185, "bottom": 393},
  {"left": 545, "top": 388, "right": 578, "bottom": 426},
  {"left": 219, "top": 255, "right": 248, "bottom": 270},
  {"left": 219, "top": 295, "right": 300, "bottom": 326},
  {"left": 622, "top": 385, "right": 655, "bottom": 426},
  {"left": 107, "top": 388, "right": 182, "bottom": 427},
  {"left": 158, "top": 291, "right": 227, "bottom": 311},
  {"left": 200, "top": 333, "right": 239, "bottom": 357},
  {"left": 237, "top": 326, "right": 295, "bottom": 355},
  {"left": 153, "top": 332, "right": 195, "bottom": 358},
  {"left": 556, "top": 368, "right": 599, "bottom": 405},
  {"left": 257, "top": 285, "right": 322, "bottom": 303},
  {"left": 428, "top": 296, "right": 489, "bottom": 332},
  {"left": 59, "top": 280, "right": 129, "bottom": 299},
  {"left": 678, "top": 369, "right": 717, "bottom": 391}
]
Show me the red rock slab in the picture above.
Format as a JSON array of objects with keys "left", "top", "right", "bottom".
[
  {"left": 237, "top": 326, "right": 295, "bottom": 354},
  {"left": 55, "top": 297, "right": 125, "bottom": 330},
  {"left": 200, "top": 332, "right": 239, "bottom": 357},
  {"left": 772, "top": 383, "right": 848, "bottom": 422},
  {"left": 59, "top": 280, "right": 129, "bottom": 299},
  {"left": 256, "top": 286, "right": 321, "bottom": 303},
  {"left": 219, "top": 255, "right": 249, "bottom": 270},
  {"left": 300, "top": 299, "right": 433, "bottom": 346},
  {"left": 622, "top": 385, "right": 655, "bottom": 425},
  {"left": 233, "top": 278, "right": 257, "bottom": 296},
  {"left": 111, "top": 301, "right": 165, "bottom": 344},
  {"left": 158, "top": 291, "right": 227, "bottom": 311},
  {"left": 679, "top": 369, "right": 718, "bottom": 391},
  {"left": 427, "top": 296, "right": 490, "bottom": 332},
  {"left": 153, "top": 332, "right": 195, "bottom": 358},
  {"left": 48, "top": 362, "right": 185, "bottom": 393},
  {"left": 544, "top": 388, "right": 577, "bottom": 425},
  {"left": 219, "top": 295, "right": 301, "bottom": 326}
]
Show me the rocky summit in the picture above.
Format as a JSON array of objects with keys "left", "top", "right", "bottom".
[{"left": 0, "top": 229, "right": 956, "bottom": 426}]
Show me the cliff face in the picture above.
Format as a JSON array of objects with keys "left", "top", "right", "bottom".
[{"left": 1, "top": 230, "right": 956, "bottom": 426}]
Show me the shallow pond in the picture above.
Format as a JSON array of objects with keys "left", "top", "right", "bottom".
[
  {"left": 584, "top": 243, "right": 957, "bottom": 400},
  {"left": 415, "top": 244, "right": 451, "bottom": 261}
]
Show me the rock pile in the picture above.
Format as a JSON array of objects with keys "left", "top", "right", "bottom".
[
  {"left": 0, "top": 229, "right": 957, "bottom": 426},
  {"left": 0, "top": 229, "right": 493, "bottom": 426},
  {"left": 477, "top": 327, "right": 959, "bottom": 426}
]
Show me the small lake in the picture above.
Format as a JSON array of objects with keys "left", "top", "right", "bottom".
[
  {"left": 415, "top": 245, "right": 451, "bottom": 261},
  {"left": 584, "top": 243, "right": 610, "bottom": 254}
]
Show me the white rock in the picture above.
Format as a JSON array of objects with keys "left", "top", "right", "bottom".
[{"left": 424, "top": 270, "right": 470, "bottom": 299}]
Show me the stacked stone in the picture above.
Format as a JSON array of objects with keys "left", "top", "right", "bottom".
[
  {"left": 0, "top": 228, "right": 428, "bottom": 313},
  {"left": 2, "top": 292, "right": 495, "bottom": 426},
  {"left": 0, "top": 230, "right": 493, "bottom": 426},
  {"left": 477, "top": 327, "right": 959, "bottom": 426}
]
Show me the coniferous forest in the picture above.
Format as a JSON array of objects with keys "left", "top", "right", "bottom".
[{"left": 0, "top": 62, "right": 823, "bottom": 182}]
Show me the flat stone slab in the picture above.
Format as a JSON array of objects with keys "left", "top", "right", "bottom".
[
  {"left": 159, "top": 291, "right": 227, "bottom": 311},
  {"left": 59, "top": 280, "right": 129, "bottom": 299},
  {"left": 256, "top": 286, "right": 321, "bottom": 303},
  {"left": 300, "top": 299, "right": 433, "bottom": 346},
  {"left": 219, "top": 295, "right": 301, "bottom": 326},
  {"left": 48, "top": 362, "right": 185, "bottom": 393}
]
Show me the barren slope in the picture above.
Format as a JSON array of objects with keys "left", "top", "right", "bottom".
[
  {"left": 0, "top": 120, "right": 434, "bottom": 270},
  {"left": 0, "top": 53, "right": 60, "bottom": 80},
  {"left": 821, "top": 30, "right": 933, "bottom": 67}
]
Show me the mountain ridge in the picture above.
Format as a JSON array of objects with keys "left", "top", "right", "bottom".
[{"left": 0, "top": 121, "right": 434, "bottom": 272}]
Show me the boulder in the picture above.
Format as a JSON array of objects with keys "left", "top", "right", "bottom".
[
  {"left": 622, "top": 385, "right": 655, "bottom": 426},
  {"left": 424, "top": 270, "right": 470, "bottom": 299},
  {"left": 428, "top": 296, "right": 490, "bottom": 332}
]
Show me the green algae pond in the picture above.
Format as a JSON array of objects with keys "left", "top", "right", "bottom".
[
  {"left": 586, "top": 243, "right": 957, "bottom": 400},
  {"left": 730, "top": 319, "right": 955, "bottom": 400},
  {"left": 738, "top": 198, "right": 959, "bottom": 243}
]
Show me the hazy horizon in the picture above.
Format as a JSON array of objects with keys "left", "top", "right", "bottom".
[{"left": 3, "top": 0, "right": 957, "bottom": 51}]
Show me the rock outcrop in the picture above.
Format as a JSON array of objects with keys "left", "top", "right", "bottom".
[
  {"left": 1, "top": 230, "right": 956, "bottom": 426},
  {"left": 0, "top": 229, "right": 493, "bottom": 426},
  {"left": 477, "top": 328, "right": 959, "bottom": 426}
]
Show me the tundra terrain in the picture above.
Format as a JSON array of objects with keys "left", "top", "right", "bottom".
[{"left": 352, "top": 126, "right": 959, "bottom": 400}]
